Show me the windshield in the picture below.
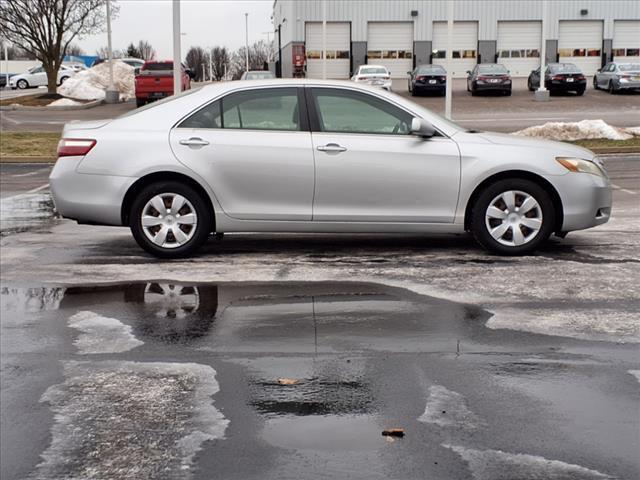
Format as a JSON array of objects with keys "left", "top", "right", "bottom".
[
  {"left": 548, "top": 64, "right": 581, "bottom": 74},
  {"left": 246, "top": 71, "right": 274, "bottom": 79},
  {"left": 619, "top": 63, "right": 640, "bottom": 72},
  {"left": 417, "top": 66, "right": 445, "bottom": 74},
  {"left": 478, "top": 64, "right": 508, "bottom": 74},
  {"left": 360, "top": 67, "right": 387, "bottom": 75}
]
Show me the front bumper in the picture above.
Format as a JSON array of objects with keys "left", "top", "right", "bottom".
[
  {"left": 548, "top": 171, "right": 612, "bottom": 232},
  {"left": 49, "top": 157, "right": 136, "bottom": 226}
]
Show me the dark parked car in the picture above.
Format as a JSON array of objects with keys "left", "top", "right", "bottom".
[
  {"left": 466, "top": 64, "right": 512, "bottom": 96},
  {"left": 528, "top": 63, "right": 586, "bottom": 95},
  {"left": 593, "top": 62, "right": 640, "bottom": 94},
  {"left": 407, "top": 64, "right": 446, "bottom": 96},
  {"left": 0, "top": 73, "right": 16, "bottom": 88}
]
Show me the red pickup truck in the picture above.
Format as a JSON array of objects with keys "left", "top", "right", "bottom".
[{"left": 134, "top": 61, "right": 193, "bottom": 107}]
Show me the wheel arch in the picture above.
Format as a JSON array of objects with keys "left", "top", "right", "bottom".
[
  {"left": 121, "top": 171, "right": 216, "bottom": 231},
  {"left": 463, "top": 170, "right": 564, "bottom": 233}
]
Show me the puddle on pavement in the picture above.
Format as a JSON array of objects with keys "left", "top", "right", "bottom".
[{"left": 0, "top": 193, "right": 58, "bottom": 235}]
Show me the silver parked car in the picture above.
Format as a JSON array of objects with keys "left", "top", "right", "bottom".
[
  {"left": 240, "top": 70, "right": 275, "bottom": 80},
  {"left": 50, "top": 79, "right": 611, "bottom": 258},
  {"left": 593, "top": 62, "right": 640, "bottom": 94}
]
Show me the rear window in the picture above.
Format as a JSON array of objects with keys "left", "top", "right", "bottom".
[
  {"left": 360, "top": 67, "right": 387, "bottom": 75},
  {"left": 417, "top": 66, "right": 445, "bottom": 74},
  {"left": 142, "top": 62, "right": 173, "bottom": 71},
  {"left": 549, "top": 64, "right": 581, "bottom": 74},
  {"left": 478, "top": 64, "right": 508, "bottom": 74},
  {"left": 245, "top": 71, "right": 274, "bottom": 79},
  {"left": 619, "top": 63, "right": 640, "bottom": 72}
]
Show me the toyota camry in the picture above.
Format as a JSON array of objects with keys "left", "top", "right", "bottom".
[{"left": 50, "top": 79, "right": 611, "bottom": 258}]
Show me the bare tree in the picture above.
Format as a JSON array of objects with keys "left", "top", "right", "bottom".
[
  {"left": 229, "top": 41, "right": 275, "bottom": 79},
  {"left": 0, "top": 0, "right": 114, "bottom": 94},
  {"left": 66, "top": 43, "right": 84, "bottom": 57},
  {"left": 0, "top": 39, "right": 36, "bottom": 59},
  {"left": 185, "top": 46, "right": 209, "bottom": 82},
  {"left": 210, "top": 46, "right": 229, "bottom": 81},
  {"left": 96, "top": 46, "right": 123, "bottom": 59},
  {"left": 137, "top": 40, "right": 155, "bottom": 61}
]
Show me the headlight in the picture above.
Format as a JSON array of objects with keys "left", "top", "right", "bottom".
[{"left": 556, "top": 157, "right": 606, "bottom": 177}]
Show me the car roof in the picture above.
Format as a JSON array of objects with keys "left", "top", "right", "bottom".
[{"left": 360, "top": 64, "right": 387, "bottom": 69}]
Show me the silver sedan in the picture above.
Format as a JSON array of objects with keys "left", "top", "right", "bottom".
[
  {"left": 593, "top": 62, "right": 640, "bottom": 93},
  {"left": 50, "top": 79, "right": 612, "bottom": 258}
]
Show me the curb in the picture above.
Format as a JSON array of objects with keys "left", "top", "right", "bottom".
[
  {"left": 0, "top": 99, "right": 104, "bottom": 111},
  {"left": 0, "top": 156, "right": 56, "bottom": 163}
]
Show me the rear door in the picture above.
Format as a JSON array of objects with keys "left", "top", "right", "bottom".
[
  {"left": 307, "top": 87, "right": 460, "bottom": 223},
  {"left": 170, "top": 86, "right": 315, "bottom": 221}
]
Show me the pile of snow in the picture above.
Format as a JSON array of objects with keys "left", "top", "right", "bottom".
[
  {"left": 57, "top": 60, "right": 134, "bottom": 101},
  {"left": 514, "top": 119, "right": 640, "bottom": 141},
  {"left": 47, "top": 98, "right": 83, "bottom": 107}
]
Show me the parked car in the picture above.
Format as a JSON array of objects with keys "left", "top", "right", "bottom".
[
  {"left": 527, "top": 63, "right": 586, "bottom": 95},
  {"left": 593, "top": 62, "right": 640, "bottom": 94},
  {"left": 50, "top": 79, "right": 611, "bottom": 258},
  {"left": 0, "top": 73, "right": 17, "bottom": 88},
  {"left": 467, "top": 64, "right": 512, "bottom": 96},
  {"left": 9, "top": 64, "right": 74, "bottom": 89},
  {"left": 134, "top": 61, "right": 193, "bottom": 107},
  {"left": 240, "top": 70, "right": 275, "bottom": 80},
  {"left": 64, "top": 62, "right": 88, "bottom": 73},
  {"left": 351, "top": 65, "right": 392, "bottom": 91},
  {"left": 408, "top": 65, "right": 446, "bottom": 96},
  {"left": 120, "top": 57, "right": 145, "bottom": 75}
]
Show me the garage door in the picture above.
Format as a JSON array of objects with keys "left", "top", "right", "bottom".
[
  {"left": 432, "top": 22, "right": 478, "bottom": 78},
  {"left": 367, "top": 22, "right": 413, "bottom": 78},
  {"left": 613, "top": 20, "right": 640, "bottom": 62},
  {"left": 497, "top": 21, "right": 541, "bottom": 77},
  {"left": 558, "top": 20, "right": 603, "bottom": 75},
  {"left": 305, "top": 22, "right": 350, "bottom": 79}
]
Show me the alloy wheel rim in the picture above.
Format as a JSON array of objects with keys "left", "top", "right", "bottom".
[
  {"left": 485, "top": 190, "right": 543, "bottom": 247},
  {"left": 141, "top": 193, "right": 198, "bottom": 249},
  {"left": 143, "top": 283, "right": 200, "bottom": 319}
]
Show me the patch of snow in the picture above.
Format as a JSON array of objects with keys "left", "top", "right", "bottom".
[
  {"left": 37, "top": 360, "right": 229, "bottom": 479},
  {"left": 514, "top": 119, "right": 639, "bottom": 141},
  {"left": 69, "top": 310, "right": 144, "bottom": 354},
  {"left": 57, "top": 60, "right": 134, "bottom": 101},
  {"left": 418, "top": 385, "right": 484, "bottom": 429},
  {"left": 444, "top": 444, "right": 612, "bottom": 480},
  {"left": 628, "top": 370, "right": 640, "bottom": 384},
  {"left": 46, "top": 98, "right": 83, "bottom": 107}
]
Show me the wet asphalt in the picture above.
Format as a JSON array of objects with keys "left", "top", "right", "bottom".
[{"left": 0, "top": 157, "right": 639, "bottom": 479}]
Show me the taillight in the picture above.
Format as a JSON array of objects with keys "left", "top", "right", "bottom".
[
  {"left": 417, "top": 76, "right": 426, "bottom": 81},
  {"left": 439, "top": 76, "right": 446, "bottom": 81},
  {"left": 57, "top": 138, "right": 96, "bottom": 157},
  {"left": 477, "top": 76, "right": 489, "bottom": 81},
  {"left": 552, "top": 75, "right": 563, "bottom": 81},
  {"left": 382, "top": 75, "right": 390, "bottom": 80},
  {"left": 358, "top": 76, "right": 370, "bottom": 81},
  {"left": 575, "top": 75, "right": 585, "bottom": 80}
]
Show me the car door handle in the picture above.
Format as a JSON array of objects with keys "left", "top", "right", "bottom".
[
  {"left": 317, "top": 143, "right": 347, "bottom": 153},
  {"left": 179, "top": 137, "right": 210, "bottom": 147}
]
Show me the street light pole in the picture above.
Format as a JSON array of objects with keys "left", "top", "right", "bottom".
[
  {"left": 322, "top": 0, "right": 327, "bottom": 79},
  {"left": 535, "top": 0, "right": 550, "bottom": 101},
  {"left": 104, "top": 0, "right": 119, "bottom": 103},
  {"left": 172, "top": 0, "right": 182, "bottom": 95},
  {"left": 3, "top": 42, "right": 8, "bottom": 90},
  {"left": 444, "top": 0, "right": 454, "bottom": 119},
  {"left": 245, "top": 13, "right": 250, "bottom": 72}
]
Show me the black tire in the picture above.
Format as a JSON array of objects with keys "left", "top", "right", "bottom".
[
  {"left": 136, "top": 98, "right": 146, "bottom": 108},
  {"left": 504, "top": 89, "right": 512, "bottom": 96},
  {"left": 608, "top": 81, "right": 617, "bottom": 94},
  {"left": 129, "top": 181, "right": 212, "bottom": 258},
  {"left": 471, "top": 178, "right": 556, "bottom": 255},
  {"left": 576, "top": 88, "right": 585, "bottom": 96},
  {"left": 593, "top": 76, "right": 599, "bottom": 90},
  {"left": 471, "top": 89, "right": 477, "bottom": 96},
  {"left": 16, "top": 79, "right": 28, "bottom": 89},
  {"left": 527, "top": 80, "right": 534, "bottom": 92}
]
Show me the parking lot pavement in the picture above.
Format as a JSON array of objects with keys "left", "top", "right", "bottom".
[{"left": 1, "top": 155, "right": 638, "bottom": 479}]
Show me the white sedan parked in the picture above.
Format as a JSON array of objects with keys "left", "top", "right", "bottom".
[
  {"left": 50, "top": 79, "right": 611, "bottom": 258},
  {"left": 10, "top": 64, "right": 75, "bottom": 89},
  {"left": 351, "top": 65, "right": 393, "bottom": 91}
]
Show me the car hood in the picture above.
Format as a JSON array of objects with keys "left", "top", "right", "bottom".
[{"left": 469, "top": 131, "right": 596, "bottom": 159}]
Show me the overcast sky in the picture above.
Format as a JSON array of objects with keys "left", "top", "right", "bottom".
[{"left": 80, "top": 0, "right": 274, "bottom": 58}]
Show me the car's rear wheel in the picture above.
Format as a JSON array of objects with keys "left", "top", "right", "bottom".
[
  {"left": 136, "top": 98, "right": 146, "bottom": 107},
  {"left": 471, "top": 179, "right": 555, "bottom": 255},
  {"left": 130, "top": 181, "right": 212, "bottom": 258},
  {"left": 608, "top": 81, "right": 617, "bottom": 94},
  {"left": 527, "top": 79, "right": 534, "bottom": 91},
  {"left": 576, "top": 88, "right": 585, "bottom": 96},
  {"left": 16, "top": 79, "right": 28, "bottom": 89},
  {"left": 593, "top": 76, "right": 599, "bottom": 90}
]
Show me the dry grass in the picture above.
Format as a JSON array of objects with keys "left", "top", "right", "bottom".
[
  {"left": 0, "top": 132, "right": 60, "bottom": 157},
  {"left": 0, "top": 93, "right": 63, "bottom": 107},
  {"left": 569, "top": 137, "right": 640, "bottom": 153}
]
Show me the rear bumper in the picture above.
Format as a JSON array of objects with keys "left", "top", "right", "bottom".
[
  {"left": 473, "top": 82, "right": 511, "bottom": 91},
  {"left": 49, "top": 157, "right": 135, "bottom": 226},
  {"left": 547, "top": 172, "right": 612, "bottom": 232},
  {"left": 413, "top": 83, "right": 445, "bottom": 91},
  {"left": 546, "top": 80, "right": 586, "bottom": 91}
]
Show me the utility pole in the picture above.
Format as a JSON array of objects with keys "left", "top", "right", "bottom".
[
  {"left": 322, "top": 0, "right": 327, "bottom": 79},
  {"left": 172, "top": 0, "right": 182, "bottom": 95},
  {"left": 104, "top": 0, "right": 119, "bottom": 103},
  {"left": 3, "top": 42, "right": 8, "bottom": 90},
  {"left": 245, "top": 13, "right": 250, "bottom": 72},
  {"left": 444, "top": 0, "right": 454, "bottom": 119},
  {"left": 535, "top": 0, "right": 550, "bottom": 101}
]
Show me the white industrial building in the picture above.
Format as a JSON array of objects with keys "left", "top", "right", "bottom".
[{"left": 272, "top": 0, "right": 640, "bottom": 78}]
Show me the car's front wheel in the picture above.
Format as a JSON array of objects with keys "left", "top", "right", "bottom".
[
  {"left": 129, "top": 181, "right": 212, "bottom": 258},
  {"left": 471, "top": 179, "right": 555, "bottom": 255},
  {"left": 16, "top": 79, "right": 28, "bottom": 89}
]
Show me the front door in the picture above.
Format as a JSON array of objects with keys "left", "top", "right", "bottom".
[
  {"left": 170, "top": 86, "right": 314, "bottom": 221},
  {"left": 307, "top": 87, "right": 460, "bottom": 223}
]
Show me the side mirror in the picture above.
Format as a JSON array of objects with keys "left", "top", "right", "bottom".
[
  {"left": 466, "top": 70, "right": 471, "bottom": 75},
  {"left": 411, "top": 118, "right": 436, "bottom": 138},
  {"left": 407, "top": 71, "right": 412, "bottom": 75}
]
